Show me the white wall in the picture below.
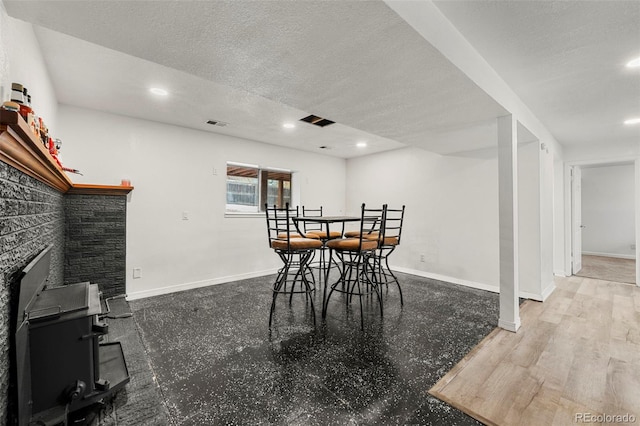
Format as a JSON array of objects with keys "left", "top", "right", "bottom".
[
  {"left": 517, "top": 141, "right": 541, "bottom": 297},
  {"left": 346, "top": 140, "right": 554, "bottom": 300},
  {"left": 0, "top": 9, "right": 57, "bottom": 127},
  {"left": 346, "top": 146, "right": 500, "bottom": 292},
  {"left": 581, "top": 164, "right": 635, "bottom": 258},
  {"left": 539, "top": 139, "right": 555, "bottom": 295},
  {"left": 56, "top": 105, "right": 347, "bottom": 299},
  {"left": 0, "top": 3, "right": 8, "bottom": 102},
  {"left": 553, "top": 144, "right": 566, "bottom": 276}
]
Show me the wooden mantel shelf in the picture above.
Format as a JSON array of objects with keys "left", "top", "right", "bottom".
[
  {"left": 0, "top": 110, "right": 133, "bottom": 196},
  {"left": 67, "top": 184, "right": 134, "bottom": 196}
]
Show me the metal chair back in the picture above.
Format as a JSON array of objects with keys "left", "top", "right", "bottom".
[
  {"left": 265, "top": 203, "right": 297, "bottom": 250},
  {"left": 301, "top": 206, "right": 323, "bottom": 234},
  {"left": 382, "top": 205, "right": 405, "bottom": 246},
  {"left": 358, "top": 203, "right": 386, "bottom": 250}
]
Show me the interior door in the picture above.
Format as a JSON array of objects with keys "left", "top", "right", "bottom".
[{"left": 572, "top": 166, "right": 583, "bottom": 274}]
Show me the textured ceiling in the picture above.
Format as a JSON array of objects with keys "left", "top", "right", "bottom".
[
  {"left": 4, "top": 0, "right": 637, "bottom": 157},
  {"left": 433, "top": 0, "right": 640, "bottom": 148},
  {"left": 30, "top": 26, "right": 407, "bottom": 159},
  {"left": 3, "top": 0, "right": 507, "bottom": 157}
]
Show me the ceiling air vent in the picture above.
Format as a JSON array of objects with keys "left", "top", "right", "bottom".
[
  {"left": 206, "top": 120, "right": 228, "bottom": 127},
  {"left": 300, "top": 114, "right": 335, "bottom": 127}
]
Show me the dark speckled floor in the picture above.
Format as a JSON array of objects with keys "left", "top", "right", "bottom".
[{"left": 130, "top": 272, "right": 498, "bottom": 425}]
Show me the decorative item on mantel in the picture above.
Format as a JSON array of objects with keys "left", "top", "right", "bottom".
[
  {"left": 1, "top": 100, "right": 20, "bottom": 112},
  {"left": 3, "top": 82, "right": 82, "bottom": 175},
  {"left": 1, "top": 108, "right": 133, "bottom": 196}
]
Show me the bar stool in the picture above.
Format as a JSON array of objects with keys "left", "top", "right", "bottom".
[
  {"left": 324, "top": 203, "right": 386, "bottom": 330},
  {"left": 371, "top": 205, "right": 405, "bottom": 305},
  {"left": 265, "top": 203, "right": 323, "bottom": 328}
]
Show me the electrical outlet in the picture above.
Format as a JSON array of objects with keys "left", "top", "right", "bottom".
[
  {"left": 213, "top": 167, "right": 218, "bottom": 175},
  {"left": 420, "top": 254, "right": 425, "bottom": 262},
  {"left": 133, "top": 268, "right": 142, "bottom": 279},
  {"left": 182, "top": 211, "right": 189, "bottom": 220},
  {"left": 632, "top": 244, "right": 636, "bottom": 250}
]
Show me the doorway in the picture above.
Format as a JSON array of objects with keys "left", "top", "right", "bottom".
[{"left": 566, "top": 160, "right": 638, "bottom": 285}]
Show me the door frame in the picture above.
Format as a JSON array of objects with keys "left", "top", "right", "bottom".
[
  {"left": 570, "top": 166, "right": 583, "bottom": 274},
  {"left": 563, "top": 157, "right": 639, "bottom": 286}
]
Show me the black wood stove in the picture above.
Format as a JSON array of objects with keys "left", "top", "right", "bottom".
[{"left": 14, "top": 246, "right": 129, "bottom": 425}]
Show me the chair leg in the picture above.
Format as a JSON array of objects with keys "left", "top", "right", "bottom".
[
  {"left": 305, "top": 250, "right": 317, "bottom": 287},
  {"left": 322, "top": 248, "right": 335, "bottom": 317},
  {"left": 363, "top": 252, "right": 383, "bottom": 318},
  {"left": 270, "top": 249, "right": 317, "bottom": 328},
  {"left": 323, "top": 251, "right": 341, "bottom": 318},
  {"left": 300, "top": 250, "right": 317, "bottom": 325},
  {"left": 290, "top": 254, "right": 305, "bottom": 306},
  {"left": 356, "top": 258, "right": 365, "bottom": 330},
  {"left": 324, "top": 250, "right": 385, "bottom": 330},
  {"left": 374, "top": 246, "right": 403, "bottom": 306},
  {"left": 383, "top": 254, "right": 403, "bottom": 305},
  {"left": 270, "top": 260, "right": 290, "bottom": 328}
]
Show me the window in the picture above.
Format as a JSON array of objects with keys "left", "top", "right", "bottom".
[{"left": 226, "top": 163, "right": 292, "bottom": 213}]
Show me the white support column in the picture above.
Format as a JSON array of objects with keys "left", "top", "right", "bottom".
[{"left": 498, "top": 115, "right": 521, "bottom": 332}]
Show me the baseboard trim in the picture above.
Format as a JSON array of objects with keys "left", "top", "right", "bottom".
[
  {"left": 540, "top": 281, "right": 556, "bottom": 301},
  {"left": 582, "top": 251, "right": 636, "bottom": 260},
  {"left": 126, "top": 268, "right": 278, "bottom": 300},
  {"left": 392, "top": 266, "right": 548, "bottom": 301},
  {"left": 392, "top": 266, "right": 499, "bottom": 294},
  {"left": 498, "top": 317, "right": 521, "bottom": 332},
  {"left": 126, "top": 265, "right": 555, "bottom": 302}
]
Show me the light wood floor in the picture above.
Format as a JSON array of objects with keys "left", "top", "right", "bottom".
[
  {"left": 430, "top": 275, "right": 640, "bottom": 425},
  {"left": 577, "top": 254, "right": 636, "bottom": 285}
]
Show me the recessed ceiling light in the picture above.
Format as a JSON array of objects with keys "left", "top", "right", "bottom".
[
  {"left": 624, "top": 117, "right": 640, "bottom": 125},
  {"left": 626, "top": 57, "right": 640, "bottom": 68},
  {"left": 283, "top": 122, "right": 295, "bottom": 129},
  {"left": 149, "top": 87, "right": 168, "bottom": 96},
  {"left": 356, "top": 142, "right": 367, "bottom": 148}
]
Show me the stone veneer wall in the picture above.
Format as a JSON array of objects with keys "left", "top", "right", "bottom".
[
  {"left": 64, "top": 194, "right": 127, "bottom": 299},
  {"left": 0, "top": 161, "right": 65, "bottom": 425}
]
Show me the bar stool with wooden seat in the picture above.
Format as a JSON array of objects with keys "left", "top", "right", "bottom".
[
  {"left": 265, "top": 203, "right": 323, "bottom": 328},
  {"left": 323, "top": 203, "right": 386, "bottom": 330},
  {"left": 371, "top": 205, "right": 405, "bottom": 305}
]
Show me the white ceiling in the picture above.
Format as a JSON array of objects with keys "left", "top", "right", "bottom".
[
  {"left": 4, "top": 0, "right": 639, "bottom": 158},
  {"left": 433, "top": 0, "right": 640, "bottom": 149}
]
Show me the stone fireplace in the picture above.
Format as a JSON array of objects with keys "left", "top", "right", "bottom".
[{"left": 0, "top": 110, "right": 132, "bottom": 424}]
